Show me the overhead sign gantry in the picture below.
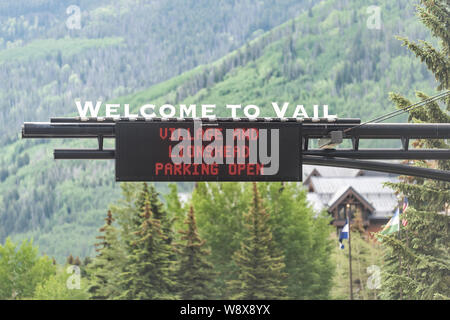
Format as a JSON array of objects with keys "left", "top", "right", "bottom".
[{"left": 22, "top": 116, "right": 450, "bottom": 182}]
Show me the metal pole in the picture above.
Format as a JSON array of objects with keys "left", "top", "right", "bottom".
[
  {"left": 302, "top": 156, "right": 450, "bottom": 182},
  {"left": 346, "top": 203, "right": 353, "bottom": 300},
  {"left": 303, "top": 149, "right": 450, "bottom": 160},
  {"left": 399, "top": 225, "right": 403, "bottom": 300},
  {"left": 22, "top": 121, "right": 450, "bottom": 139}
]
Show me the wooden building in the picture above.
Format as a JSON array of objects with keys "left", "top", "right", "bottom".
[{"left": 303, "top": 165, "right": 400, "bottom": 233}]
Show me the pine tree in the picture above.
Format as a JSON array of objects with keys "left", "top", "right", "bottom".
[
  {"left": 175, "top": 206, "right": 215, "bottom": 299},
  {"left": 133, "top": 182, "right": 150, "bottom": 229},
  {"left": 381, "top": 0, "right": 450, "bottom": 300},
  {"left": 165, "top": 183, "right": 186, "bottom": 240},
  {"left": 259, "top": 182, "right": 334, "bottom": 299},
  {"left": 108, "top": 183, "right": 178, "bottom": 299},
  {"left": 73, "top": 256, "right": 81, "bottom": 266},
  {"left": 66, "top": 254, "right": 74, "bottom": 265},
  {"left": 191, "top": 182, "right": 251, "bottom": 297},
  {"left": 227, "top": 183, "right": 287, "bottom": 300},
  {"left": 148, "top": 183, "right": 174, "bottom": 245},
  {"left": 109, "top": 182, "right": 146, "bottom": 248},
  {"left": 331, "top": 212, "right": 383, "bottom": 300},
  {"left": 83, "top": 256, "right": 92, "bottom": 266},
  {"left": 0, "top": 238, "right": 55, "bottom": 299},
  {"left": 119, "top": 197, "right": 177, "bottom": 299},
  {"left": 87, "top": 210, "right": 126, "bottom": 300},
  {"left": 123, "top": 182, "right": 172, "bottom": 249}
]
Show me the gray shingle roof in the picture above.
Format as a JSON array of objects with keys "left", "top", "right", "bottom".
[
  {"left": 307, "top": 175, "right": 399, "bottom": 219},
  {"left": 309, "top": 176, "right": 398, "bottom": 194},
  {"left": 327, "top": 185, "right": 355, "bottom": 208},
  {"left": 303, "top": 165, "right": 362, "bottom": 180}
]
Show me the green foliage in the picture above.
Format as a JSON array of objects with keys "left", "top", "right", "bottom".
[
  {"left": 380, "top": 209, "right": 450, "bottom": 300},
  {"left": 0, "top": 0, "right": 440, "bottom": 262},
  {"left": 331, "top": 215, "right": 383, "bottom": 300},
  {"left": 83, "top": 182, "right": 182, "bottom": 300},
  {"left": 192, "top": 182, "right": 251, "bottom": 297},
  {"left": 0, "top": 0, "right": 311, "bottom": 143},
  {"left": 2, "top": 0, "right": 444, "bottom": 301},
  {"left": 87, "top": 210, "right": 126, "bottom": 299},
  {"left": 0, "top": 238, "right": 55, "bottom": 299},
  {"left": 227, "top": 183, "right": 287, "bottom": 300},
  {"left": 165, "top": 183, "right": 187, "bottom": 239},
  {"left": 175, "top": 206, "right": 216, "bottom": 300},
  {"left": 119, "top": 197, "right": 177, "bottom": 300},
  {"left": 0, "top": 37, "right": 124, "bottom": 65},
  {"left": 1, "top": 180, "right": 339, "bottom": 300},
  {"left": 380, "top": 0, "right": 450, "bottom": 300},
  {"left": 34, "top": 267, "right": 90, "bottom": 300},
  {"left": 258, "top": 182, "right": 335, "bottom": 299},
  {"left": 148, "top": 183, "right": 175, "bottom": 245},
  {"left": 192, "top": 181, "right": 335, "bottom": 299},
  {"left": 396, "top": 0, "right": 449, "bottom": 90}
]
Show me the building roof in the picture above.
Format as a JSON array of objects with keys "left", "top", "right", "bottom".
[
  {"left": 306, "top": 192, "right": 326, "bottom": 213},
  {"left": 302, "top": 165, "right": 362, "bottom": 181},
  {"left": 328, "top": 185, "right": 375, "bottom": 213},
  {"left": 309, "top": 176, "right": 397, "bottom": 195},
  {"left": 306, "top": 173, "right": 399, "bottom": 220}
]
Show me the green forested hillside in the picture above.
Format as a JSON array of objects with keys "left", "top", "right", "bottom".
[
  {"left": 0, "top": 0, "right": 312, "bottom": 144},
  {"left": 0, "top": 0, "right": 438, "bottom": 262}
]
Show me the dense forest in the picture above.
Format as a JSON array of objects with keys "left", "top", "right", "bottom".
[
  {"left": 0, "top": 0, "right": 448, "bottom": 300},
  {"left": 0, "top": 0, "right": 439, "bottom": 262},
  {"left": 0, "top": 0, "right": 314, "bottom": 259},
  {"left": 0, "top": 181, "right": 373, "bottom": 299},
  {"left": 0, "top": 0, "right": 313, "bottom": 144},
  {"left": 0, "top": 0, "right": 442, "bottom": 272}
]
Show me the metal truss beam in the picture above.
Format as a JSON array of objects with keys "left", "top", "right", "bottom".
[
  {"left": 302, "top": 156, "right": 450, "bottom": 182},
  {"left": 23, "top": 121, "right": 450, "bottom": 139},
  {"left": 21, "top": 118, "right": 450, "bottom": 181},
  {"left": 304, "top": 149, "right": 450, "bottom": 160},
  {"left": 54, "top": 149, "right": 115, "bottom": 159}
]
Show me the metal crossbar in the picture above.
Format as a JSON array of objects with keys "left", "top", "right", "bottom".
[{"left": 21, "top": 117, "right": 450, "bottom": 181}]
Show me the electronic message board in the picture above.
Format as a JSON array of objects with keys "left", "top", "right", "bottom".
[{"left": 115, "top": 120, "right": 301, "bottom": 181}]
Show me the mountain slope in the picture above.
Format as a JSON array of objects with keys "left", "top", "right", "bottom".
[
  {"left": 0, "top": 0, "right": 438, "bottom": 261},
  {"left": 0, "top": 0, "right": 312, "bottom": 144}
]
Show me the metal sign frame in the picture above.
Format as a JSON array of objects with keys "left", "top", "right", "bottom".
[
  {"left": 21, "top": 117, "right": 450, "bottom": 182},
  {"left": 114, "top": 120, "right": 302, "bottom": 181}
]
